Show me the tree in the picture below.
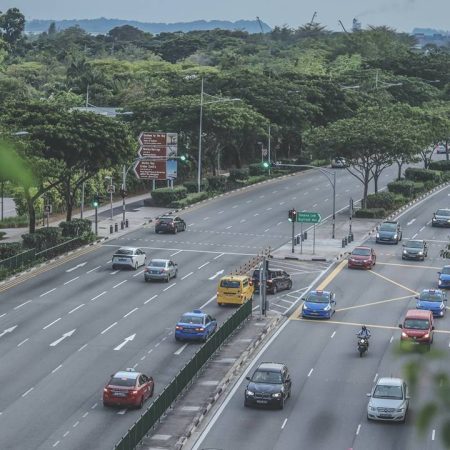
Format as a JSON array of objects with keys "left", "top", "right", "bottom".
[{"left": 0, "top": 8, "right": 25, "bottom": 47}]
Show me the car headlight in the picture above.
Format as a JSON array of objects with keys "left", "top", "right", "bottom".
[
  {"left": 440, "top": 303, "right": 445, "bottom": 309},
  {"left": 272, "top": 393, "right": 282, "bottom": 398},
  {"left": 418, "top": 251, "right": 423, "bottom": 255},
  {"left": 303, "top": 305, "right": 308, "bottom": 310},
  {"left": 423, "top": 333, "right": 429, "bottom": 339},
  {"left": 369, "top": 406, "right": 377, "bottom": 412},
  {"left": 376, "top": 233, "right": 380, "bottom": 238},
  {"left": 396, "top": 407, "right": 405, "bottom": 412},
  {"left": 324, "top": 305, "right": 331, "bottom": 311},
  {"left": 403, "top": 250, "right": 407, "bottom": 254},
  {"left": 393, "top": 234, "right": 398, "bottom": 239},
  {"left": 401, "top": 332, "right": 408, "bottom": 338},
  {"left": 364, "top": 259, "right": 370, "bottom": 263},
  {"left": 246, "top": 390, "right": 254, "bottom": 396}
]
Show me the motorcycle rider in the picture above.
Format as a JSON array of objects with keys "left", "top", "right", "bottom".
[{"left": 357, "top": 325, "right": 371, "bottom": 346}]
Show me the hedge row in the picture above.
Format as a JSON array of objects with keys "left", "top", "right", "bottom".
[
  {"left": 404, "top": 167, "right": 441, "bottom": 182},
  {"left": 355, "top": 208, "right": 386, "bottom": 218},
  {"left": 170, "top": 192, "right": 209, "bottom": 209}
]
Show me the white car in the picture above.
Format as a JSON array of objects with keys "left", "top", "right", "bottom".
[
  {"left": 435, "top": 144, "right": 447, "bottom": 154},
  {"left": 112, "top": 247, "right": 146, "bottom": 270}
]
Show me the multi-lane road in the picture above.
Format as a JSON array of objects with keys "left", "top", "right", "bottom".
[
  {"left": 193, "top": 184, "right": 450, "bottom": 450},
  {"left": 0, "top": 162, "right": 441, "bottom": 450}
]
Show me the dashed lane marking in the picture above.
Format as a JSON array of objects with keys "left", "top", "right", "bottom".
[
  {"left": 335, "top": 295, "right": 414, "bottom": 312},
  {"left": 181, "top": 272, "right": 193, "bottom": 280},
  {"left": 14, "top": 300, "right": 32, "bottom": 310}
]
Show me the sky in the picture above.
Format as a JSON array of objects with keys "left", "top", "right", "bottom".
[{"left": 2, "top": 0, "right": 449, "bottom": 32}]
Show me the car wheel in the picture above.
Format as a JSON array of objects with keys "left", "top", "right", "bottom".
[
  {"left": 272, "top": 285, "right": 278, "bottom": 295},
  {"left": 144, "top": 277, "right": 149, "bottom": 283},
  {"left": 166, "top": 275, "right": 170, "bottom": 283},
  {"left": 279, "top": 397, "right": 285, "bottom": 410},
  {"left": 174, "top": 227, "right": 178, "bottom": 234},
  {"left": 134, "top": 262, "right": 138, "bottom": 270},
  {"left": 244, "top": 399, "right": 250, "bottom": 408},
  {"left": 112, "top": 264, "right": 116, "bottom": 270},
  {"left": 287, "top": 280, "right": 292, "bottom": 290},
  {"left": 138, "top": 396, "right": 144, "bottom": 409},
  {"left": 174, "top": 269, "right": 178, "bottom": 278}
]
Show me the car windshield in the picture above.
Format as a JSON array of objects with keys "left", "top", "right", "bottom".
[
  {"left": 352, "top": 248, "right": 371, "bottom": 256},
  {"left": 420, "top": 292, "right": 442, "bottom": 302},
  {"left": 380, "top": 223, "right": 397, "bottom": 231},
  {"left": 220, "top": 280, "right": 241, "bottom": 288},
  {"left": 373, "top": 384, "right": 403, "bottom": 400},
  {"left": 159, "top": 217, "right": 173, "bottom": 223},
  {"left": 442, "top": 267, "right": 450, "bottom": 275},
  {"left": 307, "top": 292, "right": 330, "bottom": 303},
  {"left": 404, "top": 319, "right": 430, "bottom": 330},
  {"left": 406, "top": 241, "right": 423, "bottom": 248},
  {"left": 436, "top": 209, "right": 450, "bottom": 217},
  {"left": 180, "top": 314, "right": 203, "bottom": 324},
  {"left": 252, "top": 370, "right": 282, "bottom": 384},
  {"left": 149, "top": 261, "right": 166, "bottom": 267},
  {"left": 115, "top": 249, "right": 133, "bottom": 255},
  {"left": 110, "top": 377, "right": 136, "bottom": 387}
]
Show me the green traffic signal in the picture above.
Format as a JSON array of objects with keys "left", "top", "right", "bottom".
[
  {"left": 180, "top": 155, "right": 187, "bottom": 161},
  {"left": 262, "top": 161, "right": 270, "bottom": 169},
  {"left": 92, "top": 200, "right": 99, "bottom": 208}
]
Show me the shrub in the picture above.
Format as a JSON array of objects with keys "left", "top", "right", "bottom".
[
  {"left": 21, "top": 227, "right": 62, "bottom": 251},
  {"left": 0, "top": 215, "right": 29, "bottom": 228},
  {"left": 248, "top": 163, "right": 265, "bottom": 176},
  {"left": 429, "top": 160, "right": 450, "bottom": 171},
  {"left": 244, "top": 175, "right": 268, "bottom": 185},
  {"left": 354, "top": 208, "right": 386, "bottom": 218},
  {"left": 0, "top": 242, "right": 23, "bottom": 260},
  {"left": 183, "top": 181, "right": 199, "bottom": 193},
  {"left": 229, "top": 168, "right": 249, "bottom": 181},
  {"left": 387, "top": 180, "right": 416, "bottom": 197},
  {"left": 151, "top": 186, "right": 188, "bottom": 207},
  {"left": 404, "top": 167, "right": 441, "bottom": 183},
  {"left": 206, "top": 175, "right": 227, "bottom": 192},
  {"left": 366, "top": 192, "right": 396, "bottom": 210},
  {"left": 0, "top": 231, "right": 5, "bottom": 240},
  {"left": 310, "top": 159, "right": 329, "bottom": 167},
  {"left": 170, "top": 191, "right": 209, "bottom": 208},
  {"left": 59, "top": 219, "right": 92, "bottom": 237},
  {"left": 225, "top": 179, "right": 246, "bottom": 191}
]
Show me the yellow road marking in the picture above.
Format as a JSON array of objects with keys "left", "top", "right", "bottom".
[
  {"left": 289, "top": 259, "right": 347, "bottom": 320},
  {"left": 377, "top": 262, "right": 441, "bottom": 270},
  {"left": 369, "top": 270, "right": 418, "bottom": 295},
  {"left": 336, "top": 295, "right": 414, "bottom": 312}
]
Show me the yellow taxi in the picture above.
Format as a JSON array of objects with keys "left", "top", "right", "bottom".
[{"left": 217, "top": 275, "right": 254, "bottom": 306}]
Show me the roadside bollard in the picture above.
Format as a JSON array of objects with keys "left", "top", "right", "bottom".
[
  {"left": 303, "top": 231, "right": 307, "bottom": 240},
  {"left": 114, "top": 223, "right": 118, "bottom": 232},
  {"left": 296, "top": 235, "right": 300, "bottom": 245},
  {"left": 341, "top": 238, "right": 345, "bottom": 248},
  {"left": 349, "top": 232, "right": 354, "bottom": 242},
  {"left": 348, "top": 233, "right": 352, "bottom": 243},
  {"left": 121, "top": 221, "right": 124, "bottom": 230},
  {"left": 125, "top": 219, "right": 129, "bottom": 228},
  {"left": 110, "top": 224, "right": 113, "bottom": 234}
]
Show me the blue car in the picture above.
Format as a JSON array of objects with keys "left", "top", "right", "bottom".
[
  {"left": 175, "top": 310, "right": 217, "bottom": 342},
  {"left": 438, "top": 266, "right": 450, "bottom": 289},
  {"left": 416, "top": 289, "right": 447, "bottom": 317},
  {"left": 302, "top": 290, "right": 336, "bottom": 319}
]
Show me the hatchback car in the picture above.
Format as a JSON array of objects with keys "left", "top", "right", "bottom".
[
  {"left": 244, "top": 362, "right": 291, "bottom": 409},
  {"left": 252, "top": 269, "right": 292, "bottom": 294},
  {"left": 402, "top": 240, "right": 428, "bottom": 260},
  {"left": 112, "top": 247, "right": 146, "bottom": 270},
  {"left": 438, "top": 265, "right": 450, "bottom": 289},
  {"left": 103, "top": 369, "right": 154, "bottom": 409},
  {"left": 144, "top": 259, "right": 177, "bottom": 282},
  {"left": 155, "top": 215, "right": 186, "bottom": 234},
  {"left": 399, "top": 309, "right": 434, "bottom": 349},
  {"left": 366, "top": 377, "right": 409, "bottom": 422},
  {"left": 217, "top": 275, "right": 254, "bottom": 306},
  {"left": 175, "top": 310, "right": 217, "bottom": 342},
  {"left": 416, "top": 288, "right": 447, "bottom": 317},
  {"left": 432, "top": 208, "right": 450, "bottom": 227},
  {"left": 376, "top": 221, "right": 402, "bottom": 244},
  {"left": 348, "top": 246, "right": 376, "bottom": 269},
  {"left": 302, "top": 290, "right": 336, "bottom": 319}
]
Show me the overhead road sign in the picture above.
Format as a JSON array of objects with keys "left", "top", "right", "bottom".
[{"left": 297, "top": 211, "right": 321, "bottom": 223}]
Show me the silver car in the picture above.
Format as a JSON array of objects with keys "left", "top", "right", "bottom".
[
  {"left": 367, "top": 377, "right": 409, "bottom": 422},
  {"left": 144, "top": 259, "right": 178, "bottom": 282},
  {"left": 112, "top": 247, "right": 146, "bottom": 270}
]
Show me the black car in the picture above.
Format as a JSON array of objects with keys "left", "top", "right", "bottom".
[
  {"left": 376, "top": 221, "right": 402, "bottom": 244},
  {"left": 244, "top": 362, "right": 291, "bottom": 409},
  {"left": 155, "top": 215, "right": 186, "bottom": 234},
  {"left": 432, "top": 209, "right": 450, "bottom": 227},
  {"left": 402, "top": 239, "right": 428, "bottom": 261},
  {"left": 252, "top": 269, "right": 292, "bottom": 294}
]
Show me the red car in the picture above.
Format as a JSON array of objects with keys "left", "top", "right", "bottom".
[
  {"left": 103, "top": 369, "right": 154, "bottom": 408},
  {"left": 348, "top": 246, "right": 376, "bottom": 269}
]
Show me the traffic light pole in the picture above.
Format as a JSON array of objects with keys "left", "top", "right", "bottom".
[
  {"left": 122, "top": 165, "right": 126, "bottom": 225},
  {"left": 95, "top": 205, "right": 98, "bottom": 235},
  {"left": 291, "top": 217, "right": 295, "bottom": 253}
]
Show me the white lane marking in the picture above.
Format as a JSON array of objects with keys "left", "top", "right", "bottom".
[
  {"left": 182, "top": 272, "right": 193, "bottom": 280},
  {"left": 199, "top": 295, "right": 217, "bottom": 309},
  {"left": 226, "top": 226, "right": 233, "bottom": 229},
  {"left": 264, "top": 228, "right": 270, "bottom": 232},
  {"left": 132, "top": 363, "right": 138, "bottom": 369},
  {"left": 110, "top": 270, "right": 119, "bottom": 275},
  {"left": 73, "top": 421, "right": 79, "bottom": 428},
  {"left": 277, "top": 221, "right": 283, "bottom": 226},
  {"left": 266, "top": 207, "right": 273, "bottom": 211},
  {"left": 0, "top": 313, "right": 5, "bottom": 318},
  {"left": 114, "top": 333, "right": 136, "bottom": 351},
  {"left": 373, "top": 373, "right": 378, "bottom": 383},
  {"left": 203, "top": 217, "right": 210, "bottom": 220},
  {"left": 218, "top": 211, "right": 224, "bottom": 214},
  {"left": 91, "top": 403, "right": 98, "bottom": 409},
  {"left": 174, "top": 344, "right": 188, "bottom": 355},
  {"left": 254, "top": 213, "right": 259, "bottom": 216},
  {"left": 214, "top": 253, "right": 224, "bottom": 260},
  {"left": 113, "top": 280, "right": 127, "bottom": 289},
  {"left": 91, "top": 291, "right": 107, "bottom": 302},
  {"left": 43, "top": 318, "right": 61, "bottom": 330},
  {"left": 14, "top": 300, "right": 32, "bottom": 310},
  {"left": 22, "top": 387, "right": 34, "bottom": 397},
  {"left": 432, "top": 429, "right": 436, "bottom": 441},
  {"left": 50, "top": 329, "right": 76, "bottom": 347},
  {"left": 133, "top": 270, "right": 145, "bottom": 277},
  {"left": 117, "top": 409, "right": 127, "bottom": 415},
  {"left": 281, "top": 418, "right": 288, "bottom": 429},
  {"left": 66, "top": 262, "right": 86, "bottom": 273},
  {"left": 412, "top": 233, "right": 418, "bottom": 239},
  {"left": 419, "top": 226, "right": 425, "bottom": 232},
  {"left": 78, "top": 344, "right": 88, "bottom": 352},
  {"left": 87, "top": 266, "right": 101, "bottom": 273},
  {"left": 63, "top": 431, "right": 69, "bottom": 437},
  {"left": 141, "top": 356, "right": 146, "bottom": 361},
  {"left": 163, "top": 283, "right": 176, "bottom": 291},
  {"left": 331, "top": 331, "right": 336, "bottom": 339},
  {"left": 17, "top": 338, "right": 29, "bottom": 347},
  {"left": 170, "top": 250, "right": 182, "bottom": 256},
  {"left": 52, "top": 365, "right": 62, "bottom": 374},
  {"left": 356, "top": 424, "right": 361, "bottom": 435},
  {"left": 40, "top": 288, "right": 56, "bottom": 297},
  {"left": 148, "top": 349, "right": 153, "bottom": 354},
  {"left": 232, "top": 205, "right": 238, "bottom": 209},
  {"left": 246, "top": 200, "right": 252, "bottom": 204},
  {"left": 240, "top": 219, "right": 246, "bottom": 223},
  {"left": 389, "top": 336, "right": 394, "bottom": 343},
  {"left": 68, "top": 304, "right": 85, "bottom": 314},
  {"left": 324, "top": 198, "right": 329, "bottom": 202},
  {"left": 123, "top": 308, "right": 139, "bottom": 318},
  {"left": 209, "top": 270, "right": 224, "bottom": 280},
  {"left": 307, "top": 368, "right": 314, "bottom": 377},
  {"left": 52, "top": 441, "right": 60, "bottom": 447},
  {"left": 313, "top": 203, "right": 318, "bottom": 207},
  {"left": 279, "top": 202, "right": 285, "bottom": 206},
  {"left": 82, "top": 412, "right": 89, "bottom": 418},
  {"left": 64, "top": 276, "right": 80, "bottom": 285},
  {"left": 144, "top": 295, "right": 158, "bottom": 304},
  {"left": 198, "top": 262, "right": 210, "bottom": 269},
  {"left": 101, "top": 322, "right": 117, "bottom": 334},
  {"left": 259, "top": 195, "right": 265, "bottom": 199},
  {"left": 407, "top": 218, "right": 416, "bottom": 226}
]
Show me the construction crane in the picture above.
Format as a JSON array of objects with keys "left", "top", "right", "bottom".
[
  {"left": 338, "top": 20, "right": 348, "bottom": 33},
  {"left": 309, "top": 11, "right": 317, "bottom": 25},
  {"left": 256, "top": 16, "right": 264, "bottom": 34}
]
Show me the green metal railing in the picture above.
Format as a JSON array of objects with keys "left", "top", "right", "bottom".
[{"left": 115, "top": 299, "right": 253, "bottom": 450}]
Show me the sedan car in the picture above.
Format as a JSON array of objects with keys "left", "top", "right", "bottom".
[
  {"left": 402, "top": 240, "right": 428, "bottom": 261},
  {"left": 435, "top": 144, "right": 447, "bottom": 154},
  {"left": 155, "top": 215, "right": 186, "bottom": 234},
  {"left": 438, "top": 265, "right": 450, "bottom": 289},
  {"left": 331, "top": 157, "right": 348, "bottom": 168},
  {"left": 103, "top": 369, "right": 154, "bottom": 409},
  {"left": 251, "top": 268, "right": 292, "bottom": 294},
  {"left": 244, "top": 362, "right": 291, "bottom": 409},
  {"left": 302, "top": 290, "right": 336, "bottom": 319},
  {"left": 367, "top": 377, "right": 409, "bottom": 422},
  {"left": 112, "top": 247, "right": 146, "bottom": 270},
  {"left": 175, "top": 310, "right": 217, "bottom": 342},
  {"left": 144, "top": 259, "right": 177, "bottom": 282},
  {"left": 416, "top": 288, "right": 447, "bottom": 317},
  {"left": 432, "top": 208, "right": 450, "bottom": 227},
  {"left": 376, "top": 221, "right": 402, "bottom": 244},
  {"left": 348, "top": 246, "right": 376, "bottom": 269}
]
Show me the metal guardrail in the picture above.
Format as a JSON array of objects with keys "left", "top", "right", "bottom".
[{"left": 115, "top": 299, "right": 253, "bottom": 450}]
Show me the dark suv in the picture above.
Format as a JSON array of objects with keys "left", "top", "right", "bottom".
[
  {"left": 252, "top": 269, "right": 292, "bottom": 294},
  {"left": 155, "top": 215, "right": 186, "bottom": 234},
  {"left": 376, "top": 220, "right": 402, "bottom": 244},
  {"left": 244, "top": 362, "right": 291, "bottom": 409}
]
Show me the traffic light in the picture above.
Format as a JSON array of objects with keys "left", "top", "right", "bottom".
[
  {"left": 262, "top": 161, "right": 270, "bottom": 169},
  {"left": 92, "top": 193, "right": 99, "bottom": 208},
  {"left": 288, "top": 209, "right": 297, "bottom": 222}
]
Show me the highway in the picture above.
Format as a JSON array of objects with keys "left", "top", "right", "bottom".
[
  {"left": 193, "top": 184, "right": 450, "bottom": 450},
  {"left": 0, "top": 162, "right": 438, "bottom": 449}
]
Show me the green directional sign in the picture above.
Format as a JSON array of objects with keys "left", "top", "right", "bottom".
[{"left": 297, "top": 211, "right": 321, "bottom": 223}]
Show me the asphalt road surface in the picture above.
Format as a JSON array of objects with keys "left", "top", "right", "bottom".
[{"left": 0, "top": 162, "right": 441, "bottom": 450}]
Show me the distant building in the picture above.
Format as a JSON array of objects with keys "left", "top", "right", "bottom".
[
  {"left": 352, "top": 18, "right": 361, "bottom": 32},
  {"left": 412, "top": 31, "right": 450, "bottom": 48},
  {"left": 71, "top": 106, "right": 132, "bottom": 118}
]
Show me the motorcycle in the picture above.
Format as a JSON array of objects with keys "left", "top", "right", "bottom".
[{"left": 357, "top": 337, "right": 369, "bottom": 357}]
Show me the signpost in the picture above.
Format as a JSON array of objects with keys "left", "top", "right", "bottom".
[
  {"left": 133, "top": 160, "right": 168, "bottom": 180},
  {"left": 296, "top": 211, "right": 321, "bottom": 255}
]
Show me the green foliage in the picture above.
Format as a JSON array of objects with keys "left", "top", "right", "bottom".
[
  {"left": 366, "top": 192, "right": 396, "bottom": 210},
  {"left": 0, "top": 242, "right": 22, "bottom": 259},
  {"left": 170, "top": 191, "right": 209, "bottom": 208},
  {"left": 248, "top": 163, "right": 265, "bottom": 176},
  {"left": 151, "top": 186, "right": 188, "bottom": 207},
  {"left": 229, "top": 168, "right": 249, "bottom": 181},
  {"left": 0, "top": 231, "right": 5, "bottom": 240},
  {"left": 21, "top": 227, "right": 62, "bottom": 251},
  {"left": 354, "top": 208, "right": 386, "bottom": 219},
  {"left": 404, "top": 167, "right": 442, "bottom": 182},
  {"left": 0, "top": 215, "right": 28, "bottom": 228},
  {"left": 388, "top": 180, "right": 422, "bottom": 197},
  {"left": 429, "top": 160, "right": 450, "bottom": 171},
  {"left": 206, "top": 175, "right": 227, "bottom": 192},
  {"left": 182, "top": 181, "right": 199, "bottom": 194},
  {"left": 59, "top": 219, "right": 92, "bottom": 237},
  {"left": 243, "top": 175, "right": 268, "bottom": 185}
]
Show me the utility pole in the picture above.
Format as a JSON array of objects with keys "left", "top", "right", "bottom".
[
  {"left": 197, "top": 77, "right": 204, "bottom": 193},
  {"left": 291, "top": 214, "right": 295, "bottom": 254},
  {"left": 122, "top": 165, "right": 126, "bottom": 225},
  {"left": 260, "top": 255, "right": 267, "bottom": 317},
  {"left": 268, "top": 124, "right": 271, "bottom": 176}
]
